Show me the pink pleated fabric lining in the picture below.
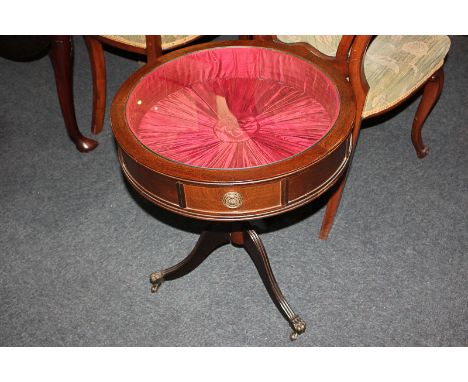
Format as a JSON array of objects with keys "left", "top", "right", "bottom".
[{"left": 126, "top": 47, "right": 340, "bottom": 169}]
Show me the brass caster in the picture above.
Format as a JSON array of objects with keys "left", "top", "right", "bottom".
[
  {"left": 150, "top": 271, "right": 164, "bottom": 293},
  {"left": 289, "top": 315, "right": 306, "bottom": 341}
]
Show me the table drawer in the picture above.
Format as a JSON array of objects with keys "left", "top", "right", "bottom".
[{"left": 183, "top": 182, "right": 282, "bottom": 215}]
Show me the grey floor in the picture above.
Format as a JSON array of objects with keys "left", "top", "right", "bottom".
[{"left": 0, "top": 36, "right": 466, "bottom": 346}]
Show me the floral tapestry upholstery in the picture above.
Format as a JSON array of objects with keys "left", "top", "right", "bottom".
[
  {"left": 101, "top": 35, "right": 200, "bottom": 50},
  {"left": 277, "top": 35, "right": 451, "bottom": 117},
  {"left": 278, "top": 35, "right": 342, "bottom": 57}
]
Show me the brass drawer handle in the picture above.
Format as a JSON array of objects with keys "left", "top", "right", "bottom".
[{"left": 222, "top": 191, "right": 243, "bottom": 209}]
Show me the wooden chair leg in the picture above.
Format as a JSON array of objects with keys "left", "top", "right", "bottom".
[
  {"left": 319, "top": 172, "right": 347, "bottom": 240},
  {"left": 319, "top": 106, "right": 366, "bottom": 240},
  {"left": 145, "top": 35, "right": 162, "bottom": 64},
  {"left": 49, "top": 36, "right": 98, "bottom": 152},
  {"left": 320, "top": 135, "right": 369, "bottom": 239},
  {"left": 411, "top": 67, "right": 445, "bottom": 158},
  {"left": 84, "top": 36, "right": 106, "bottom": 135}
]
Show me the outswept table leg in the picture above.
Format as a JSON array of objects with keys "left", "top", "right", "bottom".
[
  {"left": 150, "top": 229, "right": 230, "bottom": 293},
  {"left": 242, "top": 229, "right": 306, "bottom": 341}
]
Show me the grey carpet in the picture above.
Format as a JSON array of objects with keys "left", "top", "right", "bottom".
[{"left": 0, "top": 36, "right": 466, "bottom": 346}]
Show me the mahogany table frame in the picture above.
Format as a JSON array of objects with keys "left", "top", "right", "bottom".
[{"left": 110, "top": 40, "right": 356, "bottom": 340}]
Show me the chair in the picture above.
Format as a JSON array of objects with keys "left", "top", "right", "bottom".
[
  {"left": 84, "top": 35, "right": 201, "bottom": 135},
  {"left": 259, "top": 35, "right": 451, "bottom": 239}
]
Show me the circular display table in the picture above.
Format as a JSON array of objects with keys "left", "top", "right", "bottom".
[{"left": 111, "top": 40, "right": 355, "bottom": 340}]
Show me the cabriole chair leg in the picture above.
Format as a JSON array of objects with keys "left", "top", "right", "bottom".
[
  {"left": 411, "top": 67, "right": 445, "bottom": 158},
  {"left": 49, "top": 35, "right": 98, "bottom": 152}
]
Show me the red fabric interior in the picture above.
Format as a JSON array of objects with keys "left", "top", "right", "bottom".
[{"left": 126, "top": 47, "right": 340, "bottom": 169}]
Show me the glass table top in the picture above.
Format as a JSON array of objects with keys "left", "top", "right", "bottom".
[{"left": 126, "top": 46, "right": 340, "bottom": 169}]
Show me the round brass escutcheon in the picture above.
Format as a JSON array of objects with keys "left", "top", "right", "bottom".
[{"left": 222, "top": 191, "right": 243, "bottom": 209}]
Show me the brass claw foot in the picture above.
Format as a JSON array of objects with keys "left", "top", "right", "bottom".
[
  {"left": 150, "top": 271, "right": 164, "bottom": 293},
  {"left": 289, "top": 315, "right": 306, "bottom": 341}
]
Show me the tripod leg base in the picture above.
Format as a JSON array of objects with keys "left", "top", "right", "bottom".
[{"left": 149, "top": 226, "right": 307, "bottom": 341}]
